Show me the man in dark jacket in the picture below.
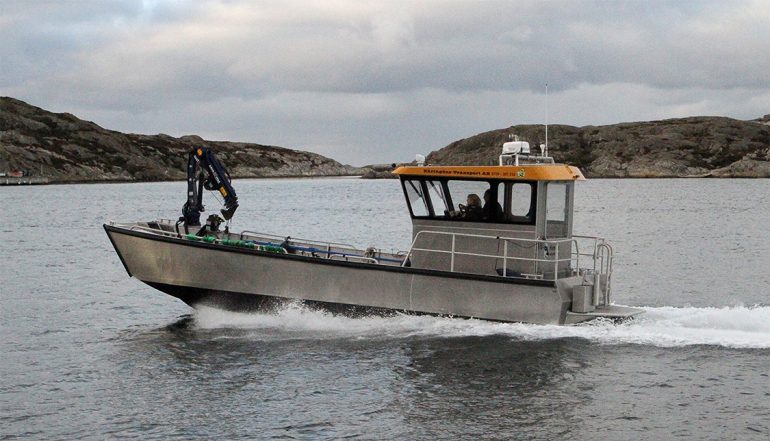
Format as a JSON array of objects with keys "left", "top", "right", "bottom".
[{"left": 483, "top": 189, "right": 503, "bottom": 221}]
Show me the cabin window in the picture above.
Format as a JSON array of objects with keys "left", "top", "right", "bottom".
[
  {"left": 486, "top": 182, "right": 505, "bottom": 222},
  {"left": 447, "top": 180, "right": 489, "bottom": 208},
  {"left": 509, "top": 182, "right": 536, "bottom": 224},
  {"left": 403, "top": 179, "right": 430, "bottom": 217},
  {"left": 442, "top": 180, "right": 504, "bottom": 222},
  {"left": 546, "top": 182, "right": 569, "bottom": 237},
  {"left": 425, "top": 180, "right": 450, "bottom": 217},
  {"left": 402, "top": 177, "right": 536, "bottom": 224}
]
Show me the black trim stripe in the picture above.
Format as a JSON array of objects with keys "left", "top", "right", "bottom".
[{"left": 103, "top": 224, "right": 555, "bottom": 287}]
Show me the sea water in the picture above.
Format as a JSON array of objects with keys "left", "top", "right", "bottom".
[{"left": 1, "top": 178, "right": 769, "bottom": 440}]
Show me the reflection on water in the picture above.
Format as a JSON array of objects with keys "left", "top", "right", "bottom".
[
  {"left": 113, "top": 308, "right": 594, "bottom": 439},
  {"left": 398, "top": 337, "right": 592, "bottom": 439}
]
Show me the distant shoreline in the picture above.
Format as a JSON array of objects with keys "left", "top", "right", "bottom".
[
  {"left": 20, "top": 174, "right": 365, "bottom": 186},
  {"left": 4, "top": 97, "right": 770, "bottom": 182},
  {"left": 0, "top": 176, "right": 50, "bottom": 185},
  {"left": 8, "top": 175, "right": 770, "bottom": 187}
]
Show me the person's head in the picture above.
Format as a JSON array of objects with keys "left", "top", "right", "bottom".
[
  {"left": 483, "top": 189, "right": 493, "bottom": 202},
  {"left": 467, "top": 194, "right": 482, "bottom": 207}
]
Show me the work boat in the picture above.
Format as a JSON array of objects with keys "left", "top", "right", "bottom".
[{"left": 104, "top": 143, "right": 643, "bottom": 325}]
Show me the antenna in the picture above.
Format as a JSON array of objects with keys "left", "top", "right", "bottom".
[{"left": 545, "top": 83, "right": 549, "bottom": 158}]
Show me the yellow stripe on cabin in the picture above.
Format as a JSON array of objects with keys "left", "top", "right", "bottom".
[{"left": 392, "top": 165, "right": 585, "bottom": 181}]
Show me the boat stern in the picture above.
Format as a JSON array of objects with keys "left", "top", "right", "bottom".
[{"left": 564, "top": 305, "right": 644, "bottom": 324}]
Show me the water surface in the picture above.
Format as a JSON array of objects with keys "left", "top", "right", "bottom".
[{"left": 1, "top": 178, "right": 769, "bottom": 439}]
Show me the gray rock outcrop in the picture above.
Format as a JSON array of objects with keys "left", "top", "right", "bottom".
[
  {"left": 360, "top": 163, "right": 398, "bottom": 179},
  {"left": 425, "top": 116, "right": 770, "bottom": 178},
  {"left": 0, "top": 97, "right": 362, "bottom": 182}
]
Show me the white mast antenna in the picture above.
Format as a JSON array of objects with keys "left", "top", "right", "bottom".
[{"left": 545, "top": 83, "right": 549, "bottom": 158}]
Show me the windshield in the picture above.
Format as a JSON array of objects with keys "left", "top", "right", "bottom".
[{"left": 401, "top": 178, "right": 534, "bottom": 224}]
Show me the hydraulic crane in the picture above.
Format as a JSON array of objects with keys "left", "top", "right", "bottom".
[{"left": 179, "top": 147, "right": 238, "bottom": 233}]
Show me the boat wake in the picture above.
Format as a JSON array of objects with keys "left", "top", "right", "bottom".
[{"left": 190, "top": 304, "right": 770, "bottom": 349}]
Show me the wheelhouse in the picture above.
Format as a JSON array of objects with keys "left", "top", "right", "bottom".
[
  {"left": 395, "top": 164, "right": 584, "bottom": 236},
  {"left": 393, "top": 163, "right": 586, "bottom": 280}
]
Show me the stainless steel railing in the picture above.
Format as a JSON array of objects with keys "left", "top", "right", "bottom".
[
  {"left": 238, "top": 230, "right": 364, "bottom": 258},
  {"left": 238, "top": 230, "right": 357, "bottom": 250},
  {"left": 112, "top": 221, "right": 612, "bottom": 290},
  {"left": 237, "top": 230, "right": 399, "bottom": 265},
  {"left": 114, "top": 221, "right": 397, "bottom": 264},
  {"left": 401, "top": 230, "right": 612, "bottom": 283},
  {"left": 120, "top": 223, "right": 182, "bottom": 238},
  {"left": 596, "top": 242, "right": 614, "bottom": 304}
]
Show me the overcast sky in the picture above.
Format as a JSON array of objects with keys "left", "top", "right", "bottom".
[{"left": 2, "top": 0, "right": 769, "bottom": 165}]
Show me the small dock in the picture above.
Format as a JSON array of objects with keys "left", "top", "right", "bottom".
[{"left": 0, "top": 176, "right": 50, "bottom": 185}]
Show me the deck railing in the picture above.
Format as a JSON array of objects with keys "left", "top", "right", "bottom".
[
  {"left": 401, "top": 230, "right": 613, "bottom": 284},
  {"left": 237, "top": 230, "right": 396, "bottom": 264},
  {"left": 111, "top": 221, "right": 612, "bottom": 289},
  {"left": 239, "top": 230, "right": 358, "bottom": 257}
]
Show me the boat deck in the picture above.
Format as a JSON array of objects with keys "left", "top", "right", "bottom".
[
  {"left": 106, "top": 220, "right": 645, "bottom": 324},
  {"left": 143, "top": 219, "right": 408, "bottom": 267}
]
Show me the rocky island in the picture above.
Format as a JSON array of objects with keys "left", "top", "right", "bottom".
[
  {"left": 426, "top": 116, "right": 770, "bottom": 178},
  {"left": 3, "top": 96, "right": 769, "bottom": 181},
  {"left": 0, "top": 97, "right": 362, "bottom": 183}
]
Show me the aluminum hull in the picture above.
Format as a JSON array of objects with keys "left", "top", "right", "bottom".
[{"left": 104, "top": 224, "right": 590, "bottom": 324}]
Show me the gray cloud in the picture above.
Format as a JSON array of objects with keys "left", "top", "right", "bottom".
[{"left": 2, "top": 0, "right": 769, "bottom": 164}]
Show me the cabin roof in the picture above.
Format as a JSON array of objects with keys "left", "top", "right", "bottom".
[{"left": 393, "top": 164, "right": 585, "bottom": 181}]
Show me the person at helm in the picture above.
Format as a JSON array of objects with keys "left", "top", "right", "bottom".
[{"left": 459, "top": 194, "right": 483, "bottom": 221}]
